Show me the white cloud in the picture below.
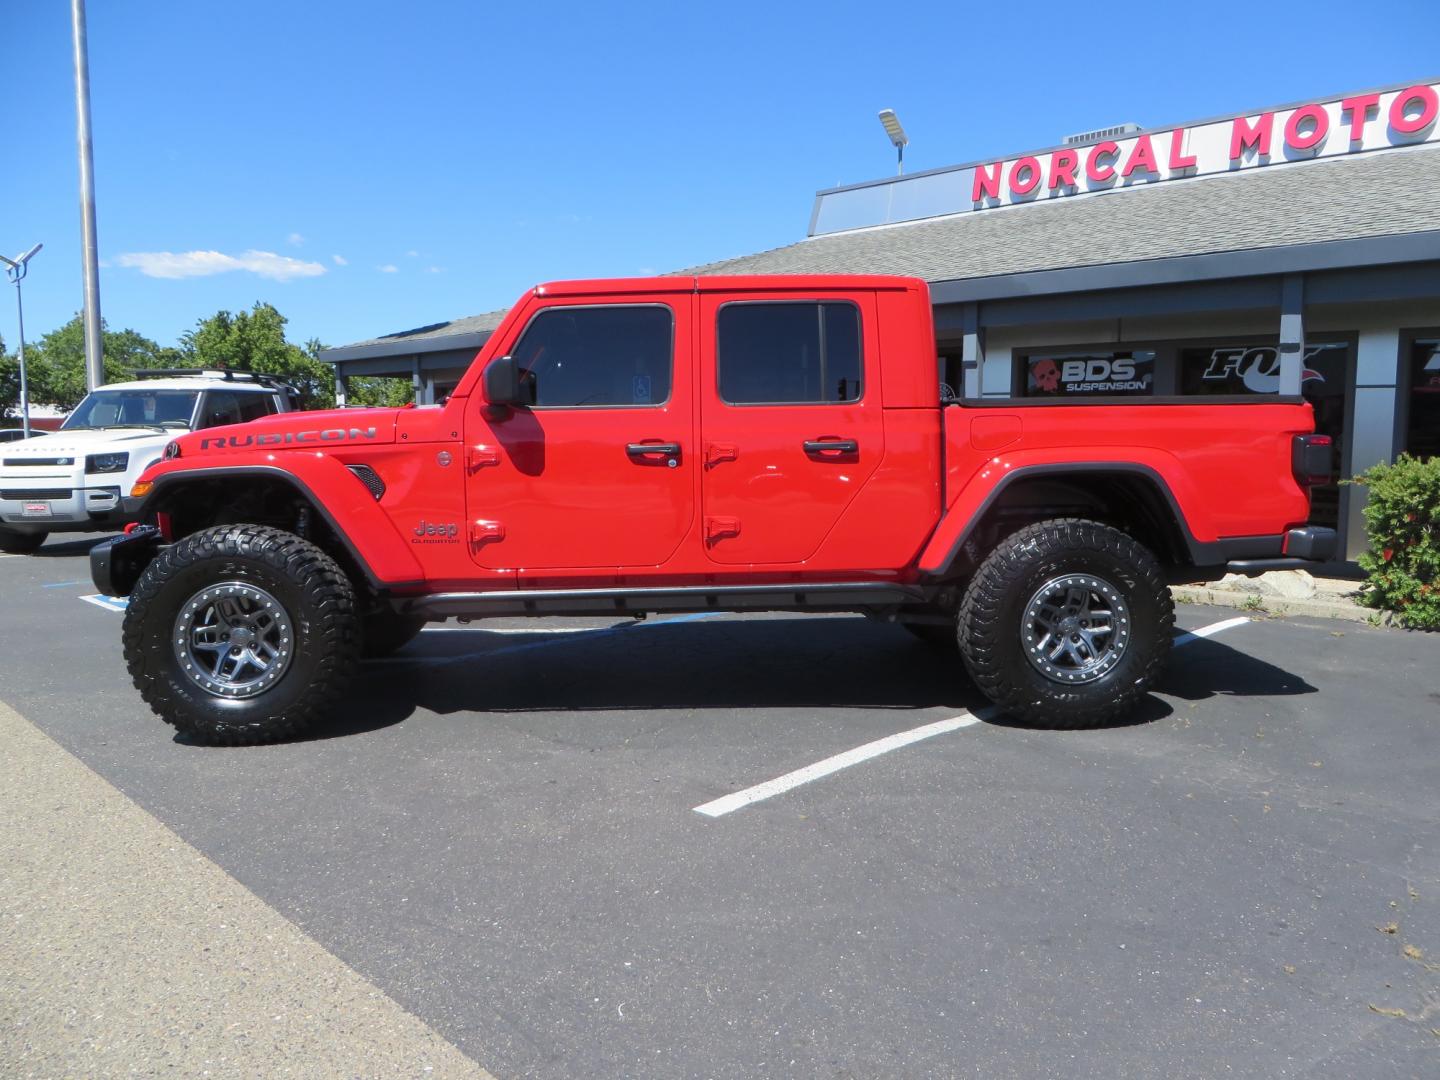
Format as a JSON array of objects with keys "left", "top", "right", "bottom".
[
  {"left": 405, "top": 250, "right": 419, "bottom": 258},
  {"left": 331, "top": 254, "right": 348, "bottom": 266},
  {"left": 114, "top": 249, "right": 327, "bottom": 282},
  {"left": 377, "top": 264, "right": 399, "bottom": 274},
  {"left": 287, "top": 232, "right": 305, "bottom": 247},
  {"left": 425, "top": 266, "right": 443, "bottom": 274}
]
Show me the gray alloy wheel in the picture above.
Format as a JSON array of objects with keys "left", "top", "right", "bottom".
[
  {"left": 172, "top": 581, "right": 296, "bottom": 699},
  {"left": 1020, "top": 572, "right": 1131, "bottom": 685}
]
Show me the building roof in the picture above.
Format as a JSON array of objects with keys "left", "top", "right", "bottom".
[
  {"left": 320, "top": 309, "right": 510, "bottom": 362},
  {"left": 323, "top": 142, "right": 1440, "bottom": 361},
  {"left": 683, "top": 143, "right": 1440, "bottom": 281}
]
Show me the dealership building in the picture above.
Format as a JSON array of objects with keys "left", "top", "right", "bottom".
[{"left": 320, "top": 78, "right": 1440, "bottom": 564}]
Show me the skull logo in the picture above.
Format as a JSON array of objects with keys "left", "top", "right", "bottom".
[{"left": 1031, "top": 358, "right": 1061, "bottom": 393}]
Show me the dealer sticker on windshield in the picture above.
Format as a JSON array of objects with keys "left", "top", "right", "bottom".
[{"left": 22, "top": 502, "right": 51, "bottom": 517}]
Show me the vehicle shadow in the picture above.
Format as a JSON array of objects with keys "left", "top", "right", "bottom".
[
  {"left": 33, "top": 535, "right": 115, "bottom": 559},
  {"left": 300, "top": 616, "right": 1318, "bottom": 743}
]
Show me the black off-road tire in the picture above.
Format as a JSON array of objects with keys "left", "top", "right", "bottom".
[
  {"left": 0, "top": 528, "right": 46, "bottom": 554},
  {"left": 360, "top": 610, "right": 428, "bottom": 658},
  {"left": 122, "top": 524, "right": 359, "bottom": 745},
  {"left": 958, "top": 518, "right": 1173, "bottom": 729}
]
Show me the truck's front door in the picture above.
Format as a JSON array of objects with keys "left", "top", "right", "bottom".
[
  {"left": 465, "top": 292, "right": 695, "bottom": 572},
  {"left": 698, "top": 291, "right": 884, "bottom": 565}
]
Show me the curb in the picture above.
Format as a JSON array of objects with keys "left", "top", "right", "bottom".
[{"left": 1171, "top": 585, "right": 1399, "bottom": 627}]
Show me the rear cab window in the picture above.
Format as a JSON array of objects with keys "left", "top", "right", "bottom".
[{"left": 716, "top": 302, "right": 863, "bottom": 405}]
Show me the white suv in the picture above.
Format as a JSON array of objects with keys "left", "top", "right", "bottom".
[{"left": 0, "top": 370, "right": 296, "bottom": 553}]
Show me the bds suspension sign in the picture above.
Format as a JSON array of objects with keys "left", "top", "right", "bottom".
[{"left": 969, "top": 82, "right": 1440, "bottom": 208}]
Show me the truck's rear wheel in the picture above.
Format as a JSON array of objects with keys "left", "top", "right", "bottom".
[
  {"left": 0, "top": 528, "right": 45, "bottom": 554},
  {"left": 958, "top": 518, "right": 1173, "bottom": 729},
  {"left": 122, "top": 524, "right": 359, "bottom": 745}
]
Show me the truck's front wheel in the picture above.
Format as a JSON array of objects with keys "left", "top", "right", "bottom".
[
  {"left": 122, "top": 525, "right": 359, "bottom": 745},
  {"left": 958, "top": 518, "right": 1173, "bottom": 729}
]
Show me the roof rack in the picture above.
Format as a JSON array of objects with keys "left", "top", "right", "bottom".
[{"left": 131, "top": 368, "right": 300, "bottom": 394}]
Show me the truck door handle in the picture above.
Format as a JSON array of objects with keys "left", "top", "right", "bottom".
[
  {"left": 626, "top": 442, "right": 681, "bottom": 458},
  {"left": 803, "top": 439, "right": 858, "bottom": 456}
]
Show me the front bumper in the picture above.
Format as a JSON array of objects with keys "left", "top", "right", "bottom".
[
  {"left": 0, "top": 482, "right": 128, "bottom": 531},
  {"left": 90, "top": 526, "right": 163, "bottom": 597}
]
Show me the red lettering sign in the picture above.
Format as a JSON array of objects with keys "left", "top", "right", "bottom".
[
  {"left": 1390, "top": 85, "right": 1439, "bottom": 135},
  {"left": 1341, "top": 93, "right": 1380, "bottom": 144},
  {"left": 972, "top": 161, "right": 1003, "bottom": 202},
  {"left": 1230, "top": 113, "right": 1275, "bottom": 161},
  {"left": 1121, "top": 134, "right": 1159, "bottom": 178},
  {"left": 1085, "top": 141, "right": 1120, "bottom": 183},
  {"left": 1284, "top": 104, "right": 1329, "bottom": 151},
  {"left": 1168, "top": 128, "right": 1197, "bottom": 171},
  {"left": 1009, "top": 156, "right": 1042, "bottom": 196},
  {"left": 1049, "top": 149, "right": 1079, "bottom": 189}
]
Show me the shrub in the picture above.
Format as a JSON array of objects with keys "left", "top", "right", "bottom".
[{"left": 1351, "top": 454, "right": 1440, "bottom": 629}]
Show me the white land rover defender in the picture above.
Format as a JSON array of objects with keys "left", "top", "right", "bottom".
[{"left": 0, "top": 370, "right": 297, "bottom": 553}]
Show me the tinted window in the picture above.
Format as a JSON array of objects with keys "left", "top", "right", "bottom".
[
  {"left": 1407, "top": 338, "right": 1440, "bottom": 459},
  {"left": 511, "top": 305, "right": 673, "bottom": 408},
  {"left": 236, "top": 393, "right": 276, "bottom": 422},
  {"left": 718, "top": 302, "right": 862, "bottom": 405}
]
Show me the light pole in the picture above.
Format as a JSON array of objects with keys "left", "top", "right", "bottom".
[
  {"left": 878, "top": 109, "right": 909, "bottom": 176},
  {"left": 0, "top": 244, "right": 42, "bottom": 439},
  {"left": 71, "top": 0, "right": 104, "bottom": 390}
]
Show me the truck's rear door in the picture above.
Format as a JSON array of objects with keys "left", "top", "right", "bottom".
[{"left": 697, "top": 288, "right": 885, "bottom": 565}]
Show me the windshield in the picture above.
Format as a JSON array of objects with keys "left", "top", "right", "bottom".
[{"left": 61, "top": 389, "right": 199, "bottom": 431}]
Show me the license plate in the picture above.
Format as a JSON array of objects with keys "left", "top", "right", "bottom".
[{"left": 22, "top": 502, "right": 52, "bottom": 517}]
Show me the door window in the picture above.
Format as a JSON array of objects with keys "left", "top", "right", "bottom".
[
  {"left": 511, "top": 305, "right": 672, "bottom": 408},
  {"left": 1407, "top": 338, "right": 1440, "bottom": 459},
  {"left": 717, "top": 302, "right": 862, "bottom": 405}
]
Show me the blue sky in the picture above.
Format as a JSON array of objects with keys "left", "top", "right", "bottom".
[{"left": 3, "top": 1, "right": 1437, "bottom": 351}]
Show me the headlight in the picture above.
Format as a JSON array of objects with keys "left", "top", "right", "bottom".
[{"left": 86, "top": 452, "right": 129, "bottom": 474}]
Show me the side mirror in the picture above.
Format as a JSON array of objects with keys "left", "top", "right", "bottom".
[{"left": 482, "top": 356, "right": 523, "bottom": 409}]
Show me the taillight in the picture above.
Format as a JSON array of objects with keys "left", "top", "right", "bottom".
[{"left": 1292, "top": 433, "right": 1333, "bottom": 488}]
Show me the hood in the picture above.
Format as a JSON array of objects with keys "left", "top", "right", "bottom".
[
  {"left": 0, "top": 428, "right": 175, "bottom": 457},
  {"left": 172, "top": 407, "right": 401, "bottom": 457}
]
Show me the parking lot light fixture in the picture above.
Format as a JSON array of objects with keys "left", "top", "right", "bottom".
[
  {"left": 878, "top": 109, "right": 909, "bottom": 175},
  {"left": 0, "top": 243, "right": 43, "bottom": 439}
]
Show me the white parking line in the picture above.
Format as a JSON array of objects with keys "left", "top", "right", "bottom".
[
  {"left": 1173, "top": 616, "right": 1250, "bottom": 647},
  {"left": 694, "top": 711, "right": 993, "bottom": 818},
  {"left": 695, "top": 616, "right": 1254, "bottom": 818},
  {"left": 0, "top": 553, "right": 23, "bottom": 560}
]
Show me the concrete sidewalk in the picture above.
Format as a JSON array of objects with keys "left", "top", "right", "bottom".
[
  {"left": 0, "top": 700, "right": 496, "bottom": 1080},
  {"left": 1173, "top": 570, "right": 1397, "bottom": 626}
]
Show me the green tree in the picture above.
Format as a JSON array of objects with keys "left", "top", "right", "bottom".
[
  {"left": 348, "top": 375, "right": 415, "bottom": 408},
  {"left": 0, "top": 333, "right": 16, "bottom": 420},
  {"left": 24, "top": 315, "right": 171, "bottom": 410},
  {"left": 178, "top": 302, "right": 335, "bottom": 410}
]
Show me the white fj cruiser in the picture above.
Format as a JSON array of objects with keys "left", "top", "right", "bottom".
[{"left": 0, "top": 370, "right": 297, "bottom": 553}]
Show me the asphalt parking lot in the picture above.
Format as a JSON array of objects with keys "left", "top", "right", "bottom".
[{"left": 2, "top": 536, "right": 1438, "bottom": 1079}]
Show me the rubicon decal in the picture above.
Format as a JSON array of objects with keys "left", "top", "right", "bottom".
[{"left": 199, "top": 426, "right": 378, "bottom": 450}]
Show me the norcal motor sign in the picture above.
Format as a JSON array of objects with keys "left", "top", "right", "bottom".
[{"left": 809, "top": 80, "right": 1440, "bottom": 235}]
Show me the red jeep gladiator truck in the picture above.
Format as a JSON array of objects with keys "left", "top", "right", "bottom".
[{"left": 92, "top": 275, "right": 1335, "bottom": 744}]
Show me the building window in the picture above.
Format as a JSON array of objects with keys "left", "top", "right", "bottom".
[
  {"left": 1407, "top": 338, "right": 1440, "bottom": 459},
  {"left": 1178, "top": 341, "right": 1346, "bottom": 397},
  {"left": 717, "top": 302, "right": 862, "bottom": 405},
  {"left": 1017, "top": 349, "right": 1155, "bottom": 397},
  {"left": 511, "top": 304, "right": 673, "bottom": 408}
]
